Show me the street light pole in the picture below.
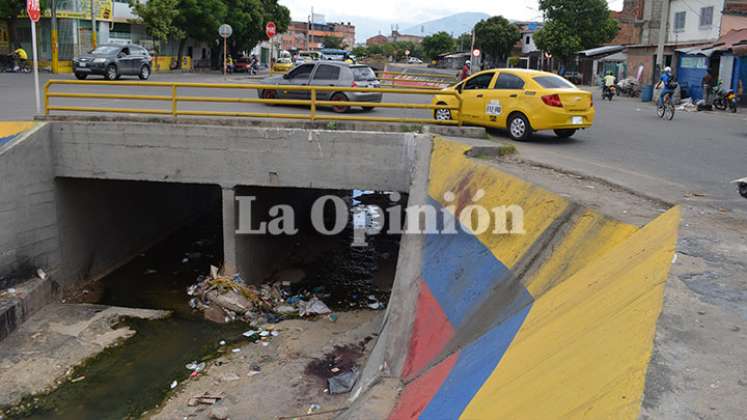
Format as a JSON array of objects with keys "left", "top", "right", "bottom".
[
  {"left": 50, "top": 0, "right": 58, "bottom": 73},
  {"left": 91, "top": 0, "right": 97, "bottom": 49},
  {"left": 655, "top": 0, "right": 670, "bottom": 75}
]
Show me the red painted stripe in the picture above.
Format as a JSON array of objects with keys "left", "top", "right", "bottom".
[
  {"left": 401, "top": 279, "right": 455, "bottom": 380},
  {"left": 389, "top": 353, "right": 459, "bottom": 420}
]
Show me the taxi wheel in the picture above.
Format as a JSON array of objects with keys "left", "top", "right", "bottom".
[
  {"left": 554, "top": 129, "right": 576, "bottom": 139},
  {"left": 507, "top": 113, "right": 532, "bottom": 141},
  {"left": 434, "top": 105, "right": 452, "bottom": 121},
  {"left": 261, "top": 89, "right": 277, "bottom": 106},
  {"left": 74, "top": 72, "right": 87, "bottom": 80}
]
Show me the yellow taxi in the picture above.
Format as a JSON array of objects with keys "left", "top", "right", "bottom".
[
  {"left": 433, "top": 69, "right": 594, "bottom": 141},
  {"left": 272, "top": 57, "right": 294, "bottom": 73}
]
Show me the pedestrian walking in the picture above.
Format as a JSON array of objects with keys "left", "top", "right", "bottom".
[{"left": 460, "top": 60, "right": 471, "bottom": 81}]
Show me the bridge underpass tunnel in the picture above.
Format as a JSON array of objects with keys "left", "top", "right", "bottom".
[{"left": 224, "top": 186, "right": 407, "bottom": 310}]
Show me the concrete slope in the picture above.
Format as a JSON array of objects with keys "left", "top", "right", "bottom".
[{"left": 352, "top": 137, "right": 679, "bottom": 419}]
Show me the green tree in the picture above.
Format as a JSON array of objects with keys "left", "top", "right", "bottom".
[
  {"left": 130, "top": 0, "right": 184, "bottom": 53},
  {"left": 474, "top": 16, "right": 521, "bottom": 65},
  {"left": 422, "top": 31, "right": 454, "bottom": 60},
  {"left": 224, "top": 0, "right": 290, "bottom": 57},
  {"left": 351, "top": 46, "right": 367, "bottom": 57},
  {"left": 534, "top": 0, "right": 618, "bottom": 62},
  {"left": 322, "top": 35, "right": 346, "bottom": 49},
  {"left": 455, "top": 32, "right": 473, "bottom": 52},
  {"left": 1, "top": 0, "right": 47, "bottom": 48}
]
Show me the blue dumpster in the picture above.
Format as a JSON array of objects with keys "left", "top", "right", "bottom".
[{"left": 641, "top": 84, "right": 654, "bottom": 102}]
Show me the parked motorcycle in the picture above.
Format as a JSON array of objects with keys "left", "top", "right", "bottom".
[
  {"left": 712, "top": 81, "right": 738, "bottom": 113},
  {"left": 733, "top": 178, "right": 747, "bottom": 199}
]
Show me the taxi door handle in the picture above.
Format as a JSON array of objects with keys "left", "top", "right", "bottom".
[
  {"left": 510, "top": 94, "right": 518, "bottom": 98},
  {"left": 476, "top": 94, "right": 484, "bottom": 98}
]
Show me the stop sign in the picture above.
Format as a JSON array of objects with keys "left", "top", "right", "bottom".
[
  {"left": 27, "top": 0, "right": 40, "bottom": 22},
  {"left": 265, "top": 22, "right": 276, "bottom": 38}
]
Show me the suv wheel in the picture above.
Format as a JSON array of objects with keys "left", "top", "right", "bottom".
[
  {"left": 138, "top": 65, "right": 150, "bottom": 80},
  {"left": 331, "top": 93, "right": 350, "bottom": 113},
  {"left": 104, "top": 64, "right": 118, "bottom": 81}
]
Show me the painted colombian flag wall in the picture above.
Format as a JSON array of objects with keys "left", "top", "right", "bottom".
[
  {"left": 388, "top": 137, "right": 679, "bottom": 419},
  {"left": 0, "top": 122, "right": 35, "bottom": 147}
]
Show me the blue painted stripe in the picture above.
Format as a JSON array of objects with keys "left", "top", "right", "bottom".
[
  {"left": 0, "top": 135, "right": 15, "bottom": 146},
  {"left": 421, "top": 196, "right": 512, "bottom": 327},
  {"left": 419, "top": 299, "right": 533, "bottom": 419}
]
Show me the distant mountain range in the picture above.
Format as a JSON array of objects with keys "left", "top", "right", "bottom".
[
  {"left": 344, "top": 12, "right": 491, "bottom": 43},
  {"left": 402, "top": 12, "right": 490, "bottom": 37}
]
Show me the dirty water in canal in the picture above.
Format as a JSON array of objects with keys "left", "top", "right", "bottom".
[{"left": 10, "top": 196, "right": 399, "bottom": 419}]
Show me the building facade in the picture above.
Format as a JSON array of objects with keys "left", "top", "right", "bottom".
[{"left": 280, "top": 21, "right": 355, "bottom": 52}]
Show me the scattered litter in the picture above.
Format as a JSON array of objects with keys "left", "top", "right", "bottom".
[
  {"left": 242, "top": 330, "right": 257, "bottom": 338},
  {"left": 170, "top": 380, "right": 178, "bottom": 389},
  {"left": 70, "top": 376, "right": 85, "bottom": 383},
  {"left": 186, "top": 361, "right": 206, "bottom": 373},
  {"left": 36, "top": 268, "right": 48, "bottom": 281},
  {"left": 307, "top": 404, "right": 321, "bottom": 414},
  {"left": 328, "top": 368, "right": 359, "bottom": 394},
  {"left": 367, "top": 301, "right": 384, "bottom": 310},
  {"left": 187, "top": 392, "right": 224, "bottom": 407},
  {"left": 7, "top": 288, "right": 15, "bottom": 294},
  {"left": 270, "top": 331, "right": 279, "bottom": 337},
  {"left": 300, "top": 297, "right": 332, "bottom": 316},
  {"left": 231, "top": 348, "right": 241, "bottom": 353},
  {"left": 328, "top": 313, "right": 338, "bottom": 322},
  {"left": 330, "top": 367, "right": 340, "bottom": 373},
  {"left": 219, "top": 340, "right": 226, "bottom": 346},
  {"left": 182, "top": 258, "right": 190, "bottom": 264}
]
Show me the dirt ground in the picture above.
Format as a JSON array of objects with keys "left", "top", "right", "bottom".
[{"left": 148, "top": 310, "right": 383, "bottom": 420}]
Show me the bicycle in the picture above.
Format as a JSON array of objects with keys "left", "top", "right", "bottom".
[{"left": 656, "top": 91, "right": 675, "bottom": 120}]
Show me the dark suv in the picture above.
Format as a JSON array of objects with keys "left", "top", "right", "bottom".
[
  {"left": 259, "top": 62, "right": 382, "bottom": 112},
  {"left": 73, "top": 44, "right": 152, "bottom": 80}
]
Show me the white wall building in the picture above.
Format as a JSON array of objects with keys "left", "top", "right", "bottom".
[{"left": 668, "top": 0, "right": 725, "bottom": 44}]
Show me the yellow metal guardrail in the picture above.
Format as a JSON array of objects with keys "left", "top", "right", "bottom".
[{"left": 43, "top": 80, "right": 463, "bottom": 126}]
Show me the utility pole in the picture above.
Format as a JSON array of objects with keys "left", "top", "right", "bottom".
[
  {"left": 655, "top": 0, "right": 670, "bottom": 75},
  {"left": 91, "top": 0, "right": 97, "bottom": 49},
  {"left": 50, "top": 0, "right": 58, "bottom": 73}
]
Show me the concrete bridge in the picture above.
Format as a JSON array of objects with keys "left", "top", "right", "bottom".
[{"left": 0, "top": 117, "right": 679, "bottom": 419}]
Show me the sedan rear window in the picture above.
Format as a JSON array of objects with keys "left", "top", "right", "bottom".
[
  {"left": 351, "top": 66, "right": 377, "bottom": 81},
  {"left": 533, "top": 75, "right": 576, "bottom": 89}
]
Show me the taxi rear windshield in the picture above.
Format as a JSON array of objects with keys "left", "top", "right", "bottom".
[{"left": 533, "top": 75, "right": 576, "bottom": 89}]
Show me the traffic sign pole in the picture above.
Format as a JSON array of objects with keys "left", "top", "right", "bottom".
[{"left": 27, "top": 0, "right": 41, "bottom": 113}]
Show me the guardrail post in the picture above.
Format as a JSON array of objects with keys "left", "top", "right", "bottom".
[
  {"left": 43, "top": 81, "right": 50, "bottom": 115},
  {"left": 171, "top": 84, "right": 177, "bottom": 117},
  {"left": 310, "top": 88, "right": 317, "bottom": 121}
]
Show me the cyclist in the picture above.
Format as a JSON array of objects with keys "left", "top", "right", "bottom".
[
  {"left": 12, "top": 47, "right": 28, "bottom": 71},
  {"left": 658, "top": 66, "right": 675, "bottom": 107},
  {"left": 603, "top": 71, "right": 616, "bottom": 97}
]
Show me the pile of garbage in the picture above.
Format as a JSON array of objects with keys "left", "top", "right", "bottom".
[{"left": 187, "top": 266, "right": 336, "bottom": 324}]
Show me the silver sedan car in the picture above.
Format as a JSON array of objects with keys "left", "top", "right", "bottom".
[{"left": 259, "top": 62, "right": 382, "bottom": 113}]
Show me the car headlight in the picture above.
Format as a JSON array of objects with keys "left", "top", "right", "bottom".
[{"left": 93, "top": 58, "right": 106, "bottom": 63}]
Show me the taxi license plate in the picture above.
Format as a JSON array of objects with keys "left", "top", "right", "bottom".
[
  {"left": 572, "top": 116, "right": 583, "bottom": 125},
  {"left": 79, "top": 63, "right": 87, "bottom": 67}
]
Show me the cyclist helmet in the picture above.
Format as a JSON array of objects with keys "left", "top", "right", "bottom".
[{"left": 664, "top": 66, "right": 672, "bottom": 74}]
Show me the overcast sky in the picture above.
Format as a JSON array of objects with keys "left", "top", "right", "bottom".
[{"left": 278, "top": 0, "right": 625, "bottom": 26}]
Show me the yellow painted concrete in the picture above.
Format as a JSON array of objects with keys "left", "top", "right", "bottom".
[
  {"left": 428, "top": 137, "right": 570, "bottom": 268},
  {"left": 524, "top": 209, "right": 639, "bottom": 298},
  {"left": 0, "top": 121, "right": 34, "bottom": 138},
  {"left": 461, "top": 207, "right": 680, "bottom": 419}
]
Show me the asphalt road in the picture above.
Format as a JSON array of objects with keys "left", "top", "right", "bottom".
[{"left": 2, "top": 71, "right": 745, "bottom": 213}]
